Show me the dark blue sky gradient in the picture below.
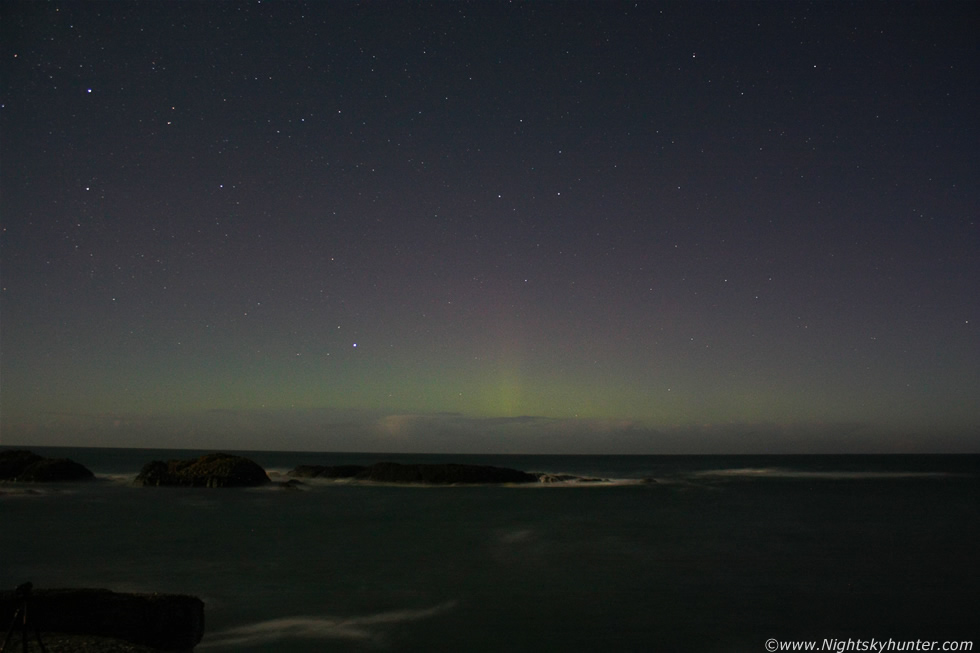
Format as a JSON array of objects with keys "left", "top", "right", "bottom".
[{"left": 1, "top": 1, "right": 977, "bottom": 452}]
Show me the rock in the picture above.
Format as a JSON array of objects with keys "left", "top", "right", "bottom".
[
  {"left": 0, "top": 450, "right": 39, "bottom": 478},
  {"left": 354, "top": 462, "right": 539, "bottom": 484},
  {"left": 536, "top": 473, "right": 607, "bottom": 484},
  {"left": 134, "top": 453, "right": 269, "bottom": 488},
  {"left": 15, "top": 457, "right": 95, "bottom": 483},
  {"left": 0, "top": 449, "right": 95, "bottom": 482},
  {"left": 5, "top": 631, "right": 162, "bottom": 652},
  {"left": 269, "top": 479, "right": 306, "bottom": 490},
  {"left": 287, "top": 464, "right": 324, "bottom": 478},
  {"left": 537, "top": 473, "right": 574, "bottom": 483},
  {"left": 288, "top": 464, "right": 366, "bottom": 479},
  {"left": 0, "top": 585, "right": 204, "bottom": 651}
]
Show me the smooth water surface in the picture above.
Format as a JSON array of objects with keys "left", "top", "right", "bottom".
[{"left": 2, "top": 449, "right": 977, "bottom": 651}]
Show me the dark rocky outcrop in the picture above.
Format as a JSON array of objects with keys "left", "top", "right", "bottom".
[
  {"left": 0, "top": 449, "right": 95, "bottom": 482},
  {"left": 354, "top": 462, "right": 538, "bottom": 484},
  {"left": 0, "top": 585, "right": 204, "bottom": 651},
  {"left": 286, "top": 461, "right": 614, "bottom": 485},
  {"left": 134, "top": 453, "right": 269, "bottom": 488}
]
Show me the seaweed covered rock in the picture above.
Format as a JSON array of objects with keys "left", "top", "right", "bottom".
[
  {"left": 0, "top": 584, "right": 204, "bottom": 651},
  {"left": 134, "top": 453, "right": 269, "bottom": 488},
  {"left": 0, "top": 449, "right": 94, "bottom": 482},
  {"left": 355, "top": 462, "right": 539, "bottom": 485}
]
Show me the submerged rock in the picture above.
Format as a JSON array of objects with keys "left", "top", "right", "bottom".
[
  {"left": 268, "top": 478, "right": 307, "bottom": 490},
  {"left": 134, "top": 453, "right": 269, "bottom": 488},
  {"left": 0, "top": 584, "right": 204, "bottom": 651},
  {"left": 0, "top": 449, "right": 95, "bottom": 482}
]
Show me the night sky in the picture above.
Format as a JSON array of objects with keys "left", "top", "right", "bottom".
[{"left": 1, "top": 1, "right": 977, "bottom": 453}]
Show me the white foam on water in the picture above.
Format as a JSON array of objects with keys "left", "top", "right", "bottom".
[
  {"left": 694, "top": 467, "right": 783, "bottom": 477},
  {"left": 518, "top": 476, "right": 651, "bottom": 488},
  {"left": 693, "top": 468, "right": 957, "bottom": 480},
  {"left": 765, "top": 470, "right": 956, "bottom": 479},
  {"left": 200, "top": 600, "right": 458, "bottom": 648},
  {"left": 0, "top": 486, "right": 53, "bottom": 498},
  {"left": 95, "top": 473, "right": 139, "bottom": 484},
  {"left": 498, "top": 528, "right": 534, "bottom": 543}
]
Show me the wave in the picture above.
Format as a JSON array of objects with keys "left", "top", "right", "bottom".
[
  {"left": 199, "top": 600, "right": 457, "bottom": 648},
  {"left": 276, "top": 473, "right": 651, "bottom": 488},
  {"left": 522, "top": 476, "right": 654, "bottom": 488},
  {"left": 94, "top": 472, "right": 139, "bottom": 484},
  {"left": 0, "top": 485, "right": 54, "bottom": 498},
  {"left": 691, "top": 468, "right": 959, "bottom": 480}
]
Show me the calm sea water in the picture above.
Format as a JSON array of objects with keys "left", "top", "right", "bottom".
[{"left": 2, "top": 448, "right": 978, "bottom": 651}]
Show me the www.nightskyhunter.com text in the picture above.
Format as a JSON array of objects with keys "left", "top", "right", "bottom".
[{"left": 765, "top": 638, "right": 973, "bottom": 652}]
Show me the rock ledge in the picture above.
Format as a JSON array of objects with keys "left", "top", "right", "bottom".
[{"left": 0, "top": 585, "right": 204, "bottom": 651}]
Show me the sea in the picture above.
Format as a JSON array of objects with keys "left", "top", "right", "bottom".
[{"left": 2, "top": 448, "right": 978, "bottom": 652}]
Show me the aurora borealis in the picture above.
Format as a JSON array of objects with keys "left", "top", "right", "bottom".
[{"left": 1, "top": 1, "right": 977, "bottom": 453}]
